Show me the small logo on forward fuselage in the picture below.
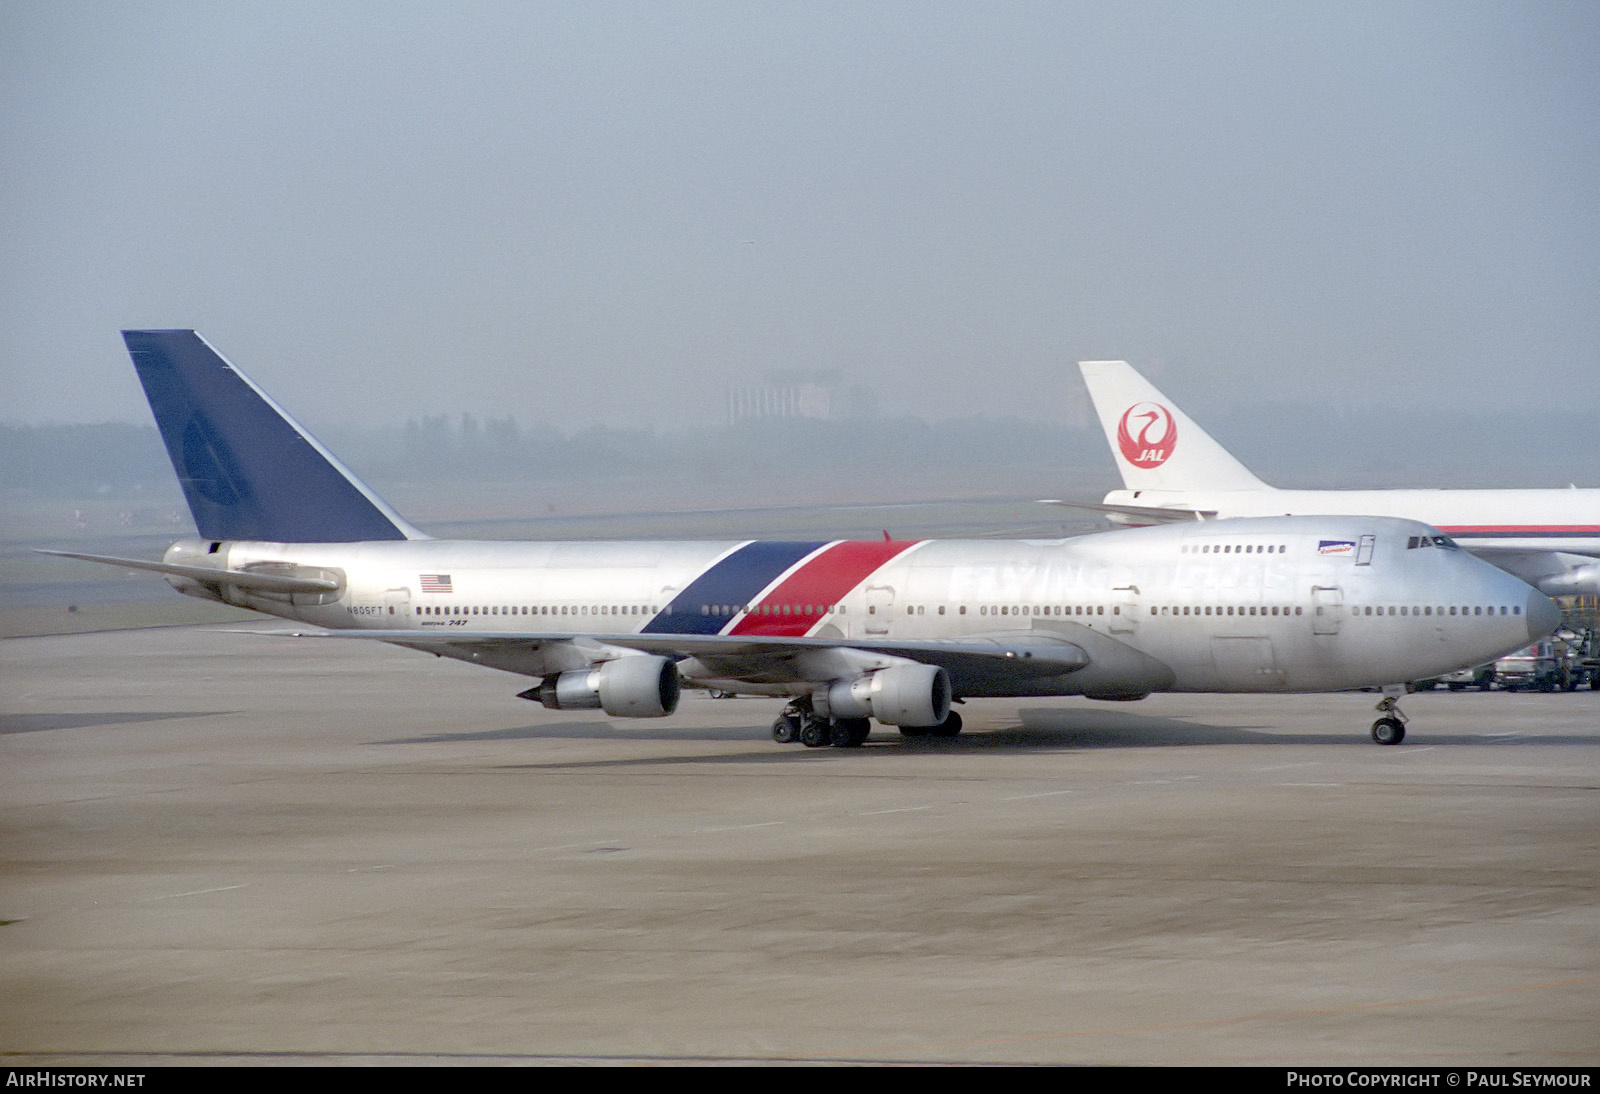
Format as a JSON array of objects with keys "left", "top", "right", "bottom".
[{"left": 1116, "top": 402, "right": 1177, "bottom": 468}]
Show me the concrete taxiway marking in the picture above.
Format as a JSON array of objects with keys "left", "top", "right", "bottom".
[
  {"left": 144, "top": 885, "right": 247, "bottom": 901},
  {"left": 698, "top": 821, "right": 786, "bottom": 833}
]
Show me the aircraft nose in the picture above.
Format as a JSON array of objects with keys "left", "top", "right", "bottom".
[{"left": 1525, "top": 590, "right": 1561, "bottom": 642}]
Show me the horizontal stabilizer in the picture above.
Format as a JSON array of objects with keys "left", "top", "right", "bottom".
[
  {"left": 37, "top": 549, "right": 342, "bottom": 595},
  {"left": 1038, "top": 498, "right": 1215, "bottom": 524}
]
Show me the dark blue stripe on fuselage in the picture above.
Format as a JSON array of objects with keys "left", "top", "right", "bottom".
[{"left": 642, "top": 541, "right": 826, "bottom": 635}]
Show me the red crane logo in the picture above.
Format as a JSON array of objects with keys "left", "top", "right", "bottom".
[{"left": 1116, "top": 402, "right": 1177, "bottom": 468}]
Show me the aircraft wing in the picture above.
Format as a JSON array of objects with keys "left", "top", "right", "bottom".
[
  {"left": 1037, "top": 498, "right": 1215, "bottom": 523},
  {"left": 275, "top": 627, "right": 1093, "bottom": 695},
  {"left": 1462, "top": 548, "right": 1600, "bottom": 597}
]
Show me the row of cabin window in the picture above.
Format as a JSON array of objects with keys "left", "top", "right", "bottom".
[
  {"left": 858, "top": 605, "right": 1113, "bottom": 617},
  {"left": 972, "top": 604, "right": 1109, "bottom": 617},
  {"left": 700, "top": 604, "right": 845, "bottom": 616},
  {"left": 1180, "top": 543, "right": 1288, "bottom": 554},
  {"left": 1142, "top": 603, "right": 1524, "bottom": 619},
  {"left": 417, "top": 602, "right": 1115, "bottom": 619},
  {"left": 1145, "top": 601, "right": 1516, "bottom": 620},
  {"left": 1152, "top": 605, "right": 1303, "bottom": 616},
  {"left": 417, "top": 605, "right": 659, "bottom": 617},
  {"left": 415, "top": 601, "right": 1523, "bottom": 622},
  {"left": 700, "top": 603, "right": 1110, "bottom": 618},
  {"left": 862, "top": 605, "right": 1114, "bottom": 617},
  {"left": 1353, "top": 604, "right": 1520, "bottom": 617}
]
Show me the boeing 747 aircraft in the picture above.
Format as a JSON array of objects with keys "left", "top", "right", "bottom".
[
  {"left": 1071, "top": 360, "right": 1600, "bottom": 596},
  {"left": 48, "top": 332, "right": 1559, "bottom": 747}
]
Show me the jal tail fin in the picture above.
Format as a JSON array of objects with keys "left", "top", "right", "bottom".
[
  {"left": 1077, "top": 360, "right": 1270, "bottom": 493},
  {"left": 123, "top": 330, "right": 425, "bottom": 542}
]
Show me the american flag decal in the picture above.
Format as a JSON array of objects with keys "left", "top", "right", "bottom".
[{"left": 419, "top": 573, "right": 453, "bottom": 593}]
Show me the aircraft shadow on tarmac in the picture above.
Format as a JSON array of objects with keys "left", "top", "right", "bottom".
[
  {"left": 0, "top": 710, "right": 229, "bottom": 735},
  {"left": 375, "top": 704, "right": 1600, "bottom": 755},
  {"left": 374, "top": 720, "right": 758, "bottom": 746},
  {"left": 375, "top": 707, "right": 1267, "bottom": 752},
  {"left": 1008, "top": 708, "right": 1600, "bottom": 749}
]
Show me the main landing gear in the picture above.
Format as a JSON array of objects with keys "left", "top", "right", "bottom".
[
  {"left": 770, "top": 700, "right": 964, "bottom": 747},
  {"left": 1371, "top": 690, "right": 1408, "bottom": 746},
  {"left": 771, "top": 701, "right": 871, "bottom": 748}
]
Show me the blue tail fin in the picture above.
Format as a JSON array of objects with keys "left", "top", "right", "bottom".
[{"left": 123, "top": 330, "right": 424, "bottom": 542}]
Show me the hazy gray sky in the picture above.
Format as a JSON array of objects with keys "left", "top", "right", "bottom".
[{"left": 4, "top": 1, "right": 1597, "bottom": 432}]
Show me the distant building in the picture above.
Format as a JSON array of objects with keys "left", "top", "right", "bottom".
[{"left": 726, "top": 370, "right": 877, "bottom": 423}]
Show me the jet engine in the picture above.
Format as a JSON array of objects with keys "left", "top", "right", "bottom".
[
  {"left": 533, "top": 655, "right": 681, "bottom": 717},
  {"left": 820, "top": 664, "right": 951, "bottom": 727}
]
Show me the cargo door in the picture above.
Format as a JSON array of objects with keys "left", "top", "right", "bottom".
[
  {"left": 864, "top": 585, "right": 895, "bottom": 634},
  {"left": 1109, "top": 586, "right": 1140, "bottom": 634},
  {"left": 1311, "top": 585, "right": 1342, "bottom": 636},
  {"left": 1211, "top": 636, "right": 1285, "bottom": 690}
]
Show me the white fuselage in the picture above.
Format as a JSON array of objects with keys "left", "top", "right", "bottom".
[
  {"left": 166, "top": 515, "right": 1553, "bottom": 696},
  {"left": 1103, "top": 487, "right": 1600, "bottom": 596}
]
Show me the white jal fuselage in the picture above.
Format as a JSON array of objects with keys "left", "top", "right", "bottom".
[{"left": 1102, "top": 486, "right": 1600, "bottom": 596}]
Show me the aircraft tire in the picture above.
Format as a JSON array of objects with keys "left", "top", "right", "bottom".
[
  {"left": 800, "top": 716, "right": 831, "bottom": 748},
  {"left": 772, "top": 712, "right": 802, "bottom": 744},
  {"left": 831, "top": 718, "right": 871, "bottom": 747},
  {"left": 931, "top": 710, "right": 963, "bottom": 737},
  {"left": 1371, "top": 717, "right": 1405, "bottom": 746}
]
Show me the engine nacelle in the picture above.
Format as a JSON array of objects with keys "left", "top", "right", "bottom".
[
  {"left": 535, "top": 655, "right": 681, "bottom": 718},
  {"left": 823, "top": 664, "right": 951, "bottom": 727}
]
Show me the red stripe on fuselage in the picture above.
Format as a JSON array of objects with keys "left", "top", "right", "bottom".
[
  {"left": 727, "top": 539, "right": 922, "bottom": 637},
  {"left": 1440, "top": 525, "right": 1600, "bottom": 535}
]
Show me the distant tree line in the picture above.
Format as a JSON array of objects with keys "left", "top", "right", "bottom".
[
  {"left": 5, "top": 401, "right": 1591, "bottom": 502},
  {"left": 1, "top": 414, "right": 1098, "bottom": 499},
  {"left": 0, "top": 424, "right": 174, "bottom": 493},
  {"left": 382, "top": 411, "right": 1095, "bottom": 485}
]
